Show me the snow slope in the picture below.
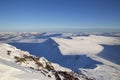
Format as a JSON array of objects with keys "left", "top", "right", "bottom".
[
  {"left": 9, "top": 38, "right": 103, "bottom": 72},
  {"left": 9, "top": 35, "right": 120, "bottom": 80},
  {"left": 0, "top": 62, "right": 51, "bottom": 80},
  {"left": 0, "top": 43, "right": 89, "bottom": 80},
  {"left": 52, "top": 35, "right": 120, "bottom": 80},
  {"left": 52, "top": 37, "right": 104, "bottom": 55},
  {"left": 0, "top": 43, "right": 53, "bottom": 80}
]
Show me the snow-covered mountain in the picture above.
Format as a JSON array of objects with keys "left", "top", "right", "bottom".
[
  {"left": 52, "top": 36, "right": 120, "bottom": 80},
  {"left": 0, "top": 32, "right": 120, "bottom": 80},
  {"left": 0, "top": 43, "right": 90, "bottom": 80}
]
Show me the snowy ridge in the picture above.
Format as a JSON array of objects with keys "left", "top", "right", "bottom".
[{"left": 0, "top": 43, "right": 91, "bottom": 80}]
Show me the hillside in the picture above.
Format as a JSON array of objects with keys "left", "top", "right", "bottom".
[{"left": 0, "top": 43, "right": 91, "bottom": 80}]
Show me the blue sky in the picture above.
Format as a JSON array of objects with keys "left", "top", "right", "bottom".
[{"left": 0, "top": 0, "right": 120, "bottom": 32}]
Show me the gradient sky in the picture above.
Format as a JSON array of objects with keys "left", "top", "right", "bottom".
[{"left": 0, "top": 0, "right": 120, "bottom": 32}]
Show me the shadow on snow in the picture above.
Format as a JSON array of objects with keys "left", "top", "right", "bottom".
[
  {"left": 98, "top": 45, "right": 120, "bottom": 65},
  {"left": 9, "top": 38, "right": 103, "bottom": 72}
]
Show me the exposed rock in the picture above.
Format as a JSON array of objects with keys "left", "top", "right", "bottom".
[
  {"left": 7, "top": 50, "right": 11, "bottom": 55},
  {"left": 6, "top": 46, "right": 91, "bottom": 80}
]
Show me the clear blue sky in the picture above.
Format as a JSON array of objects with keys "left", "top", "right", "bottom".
[{"left": 0, "top": 0, "right": 120, "bottom": 32}]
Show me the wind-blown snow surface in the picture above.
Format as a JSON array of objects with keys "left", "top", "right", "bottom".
[{"left": 0, "top": 32, "right": 120, "bottom": 80}]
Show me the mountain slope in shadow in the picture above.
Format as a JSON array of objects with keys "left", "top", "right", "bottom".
[
  {"left": 98, "top": 45, "right": 120, "bottom": 65},
  {"left": 9, "top": 38, "right": 103, "bottom": 72}
]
